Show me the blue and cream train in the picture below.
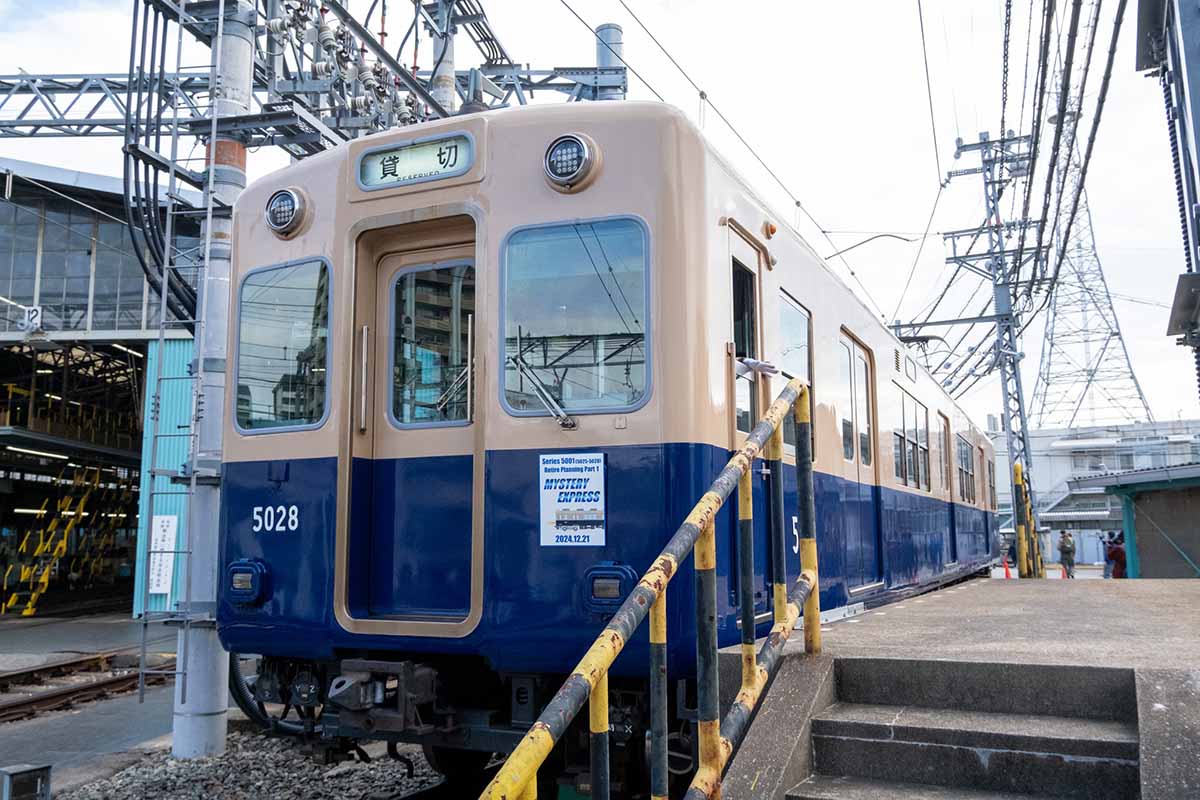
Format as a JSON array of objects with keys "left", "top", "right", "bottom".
[{"left": 217, "top": 101, "right": 998, "bottom": 788}]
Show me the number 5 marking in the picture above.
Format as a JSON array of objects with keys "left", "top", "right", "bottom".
[{"left": 791, "top": 515, "right": 800, "bottom": 554}]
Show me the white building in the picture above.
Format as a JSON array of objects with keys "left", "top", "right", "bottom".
[{"left": 993, "top": 419, "right": 1200, "bottom": 564}]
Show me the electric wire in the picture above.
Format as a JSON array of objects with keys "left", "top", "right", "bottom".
[
  {"left": 1020, "top": 0, "right": 1129, "bottom": 335},
  {"left": 891, "top": 184, "right": 945, "bottom": 321},
  {"left": 1029, "top": 0, "right": 1085, "bottom": 297},
  {"left": 916, "top": 0, "right": 944, "bottom": 184},
  {"left": 999, "top": 0, "right": 1014, "bottom": 139},
  {"left": 1040, "top": 0, "right": 1104, "bottom": 300},
  {"left": 1010, "top": 0, "right": 1060, "bottom": 285},
  {"left": 604, "top": 0, "right": 888, "bottom": 318},
  {"left": 556, "top": 0, "right": 664, "bottom": 101}
]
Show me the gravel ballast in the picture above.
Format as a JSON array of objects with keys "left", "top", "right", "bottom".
[{"left": 56, "top": 731, "right": 443, "bottom": 800}]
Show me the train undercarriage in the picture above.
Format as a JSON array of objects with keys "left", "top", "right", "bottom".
[{"left": 231, "top": 652, "right": 694, "bottom": 798}]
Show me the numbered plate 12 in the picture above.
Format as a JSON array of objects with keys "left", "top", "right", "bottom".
[{"left": 358, "top": 134, "right": 473, "bottom": 189}]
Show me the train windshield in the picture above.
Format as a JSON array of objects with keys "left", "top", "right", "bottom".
[
  {"left": 234, "top": 259, "right": 330, "bottom": 431},
  {"left": 503, "top": 218, "right": 647, "bottom": 414}
]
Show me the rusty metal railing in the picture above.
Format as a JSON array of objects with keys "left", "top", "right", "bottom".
[{"left": 480, "top": 378, "right": 822, "bottom": 800}]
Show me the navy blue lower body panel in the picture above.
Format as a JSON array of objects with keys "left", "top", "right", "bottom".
[
  {"left": 217, "top": 443, "right": 996, "bottom": 677},
  {"left": 367, "top": 454, "right": 473, "bottom": 618}
]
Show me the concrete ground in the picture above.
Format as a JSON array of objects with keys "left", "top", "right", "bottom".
[
  {"left": 0, "top": 613, "right": 172, "bottom": 671},
  {"left": 798, "top": 576, "right": 1200, "bottom": 670}
]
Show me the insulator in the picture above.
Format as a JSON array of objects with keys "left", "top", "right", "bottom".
[
  {"left": 361, "top": 70, "right": 379, "bottom": 92},
  {"left": 349, "top": 96, "right": 373, "bottom": 115},
  {"left": 312, "top": 61, "right": 334, "bottom": 80},
  {"left": 318, "top": 23, "right": 335, "bottom": 50},
  {"left": 267, "top": 18, "right": 288, "bottom": 35}
]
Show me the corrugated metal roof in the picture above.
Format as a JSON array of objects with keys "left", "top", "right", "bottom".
[
  {"left": 0, "top": 156, "right": 202, "bottom": 206},
  {"left": 1069, "top": 462, "right": 1200, "bottom": 491}
]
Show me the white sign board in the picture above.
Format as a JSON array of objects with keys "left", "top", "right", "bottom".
[
  {"left": 16, "top": 305, "right": 41, "bottom": 332},
  {"left": 359, "top": 134, "right": 471, "bottom": 189},
  {"left": 539, "top": 452, "right": 606, "bottom": 546},
  {"left": 148, "top": 515, "right": 177, "bottom": 595}
]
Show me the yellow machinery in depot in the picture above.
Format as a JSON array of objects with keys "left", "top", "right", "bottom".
[{"left": 1, "top": 465, "right": 111, "bottom": 616}]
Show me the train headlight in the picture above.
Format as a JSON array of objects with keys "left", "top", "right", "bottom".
[
  {"left": 265, "top": 188, "right": 305, "bottom": 236},
  {"left": 228, "top": 559, "right": 269, "bottom": 605},
  {"left": 544, "top": 134, "right": 596, "bottom": 189}
]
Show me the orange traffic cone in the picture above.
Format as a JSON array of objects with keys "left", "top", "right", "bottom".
[
  {"left": 1061, "top": 564, "right": 1068, "bottom": 580},
  {"left": 1003, "top": 558, "right": 1013, "bottom": 580}
]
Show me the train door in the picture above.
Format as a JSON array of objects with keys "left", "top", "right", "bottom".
[
  {"left": 837, "top": 334, "right": 881, "bottom": 591},
  {"left": 729, "top": 229, "right": 771, "bottom": 622},
  {"left": 353, "top": 219, "right": 480, "bottom": 620}
]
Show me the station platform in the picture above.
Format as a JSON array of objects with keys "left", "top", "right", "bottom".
[{"left": 725, "top": 577, "right": 1200, "bottom": 800}]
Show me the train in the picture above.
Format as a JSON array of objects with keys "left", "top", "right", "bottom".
[{"left": 217, "top": 100, "right": 998, "bottom": 795}]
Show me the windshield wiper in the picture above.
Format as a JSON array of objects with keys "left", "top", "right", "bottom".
[
  {"left": 435, "top": 365, "right": 470, "bottom": 414},
  {"left": 507, "top": 354, "right": 577, "bottom": 429}
]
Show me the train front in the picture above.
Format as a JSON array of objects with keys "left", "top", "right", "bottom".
[{"left": 216, "top": 102, "right": 709, "bottom": 772}]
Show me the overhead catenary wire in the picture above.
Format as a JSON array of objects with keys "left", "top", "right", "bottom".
[
  {"left": 917, "top": 0, "right": 944, "bottom": 184},
  {"left": 605, "top": 0, "right": 889, "bottom": 319},
  {"left": 556, "top": 0, "right": 664, "bottom": 101},
  {"left": 891, "top": 184, "right": 945, "bottom": 321}
]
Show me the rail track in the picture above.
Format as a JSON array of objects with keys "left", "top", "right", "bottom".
[{"left": 0, "top": 646, "right": 174, "bottom": 724}]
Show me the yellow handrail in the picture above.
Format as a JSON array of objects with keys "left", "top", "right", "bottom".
[{"left": 480, "top": 379, "right": 821, "bottom": 800}]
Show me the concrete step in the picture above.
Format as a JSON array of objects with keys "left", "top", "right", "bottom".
[
  {"left": 834, "top": 657, "right": 1138, "bottom": 722},
  {"left": 813, "top": 702, "right": 1140, "bottom": 761},
  {"left": 812, "top": 703, "right": 1139, "bottom": 799},
  {"left": 788, "top": 774, "right": 1046, "bottom": 800}
]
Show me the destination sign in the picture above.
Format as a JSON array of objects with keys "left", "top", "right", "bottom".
[{"left": 359, "top": 134, "right": 472, "bottom": 189}]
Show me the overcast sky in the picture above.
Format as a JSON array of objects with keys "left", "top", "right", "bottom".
[{"left": 2, "top": 0, "right": 1195, "bottom": 426}]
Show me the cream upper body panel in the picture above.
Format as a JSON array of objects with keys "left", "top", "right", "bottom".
[{"left": 223, "top": 100, "right": 993, "bottom": 510}]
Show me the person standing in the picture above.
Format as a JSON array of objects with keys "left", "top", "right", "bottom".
[
  {"left": 1058, "top": 531, "right": 1076, "bottom": 579},
  {"left": 1108, "top": 534, "right": 1128, "bottom": 579},
  {"left": 1103, "top": 532, "right": 1115, "bottom": 579}
]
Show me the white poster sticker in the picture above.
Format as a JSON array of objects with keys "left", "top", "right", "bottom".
[
  {"left": 148, "top": 515, "right": 177, "bottom": 595},
  {"left": 539, "top": 452, "right": 606, "bottom": 546}
]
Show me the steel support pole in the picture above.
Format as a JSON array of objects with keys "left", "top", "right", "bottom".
[
  {"left": 595, "top": 23, "right": 625, "bottom": 100},
  {"left": 695, "top": 519, "right": 720, "bottom": 799},
  {"left": 766, "top": 426, "right": 787, "bottom": 622},
  {"left": 736, "top": 470, "right": 755, "bottom": 688},
  {"left": 430, "top": 0, "right": 457, "bottom": 113},
  {"left": 589, "top": 673, "right": 610, "bottom": 800},
  {"left": 171, "top": 0, "right": 253, "bottom": 759},
  {"left": 794, "top": 391, "right": 821, "bottom": 654},
  {"left": 649, "top": 594, "right": 668, "bottom": 800}
]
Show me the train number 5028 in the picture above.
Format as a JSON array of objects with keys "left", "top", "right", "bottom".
[{"left": 251, "top": 504, "right": 299, "bottom": 532}]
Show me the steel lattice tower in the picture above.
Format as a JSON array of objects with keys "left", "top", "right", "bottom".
[{"left": 1029, "top": 146, "right": 1153, "bottom": 429}]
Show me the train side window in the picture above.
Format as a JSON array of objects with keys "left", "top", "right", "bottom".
[
  {"left": 987, "top": 457, "right": 997, "bottom": 510},
  {"left": 936, "top": 413, "right": 951, "bottom": 495},
  {"left": 855, "top": 350, "right": 873, "bottom": 466},
  {"left": 391, "top": 261, "right": 475, "bottom": 426},
  {"left": 502, "top": 218, "right": 648, "bottom": 415},
  {"left": 732, "top": 260, "right": 757, "bottom": 434},
  {"left": 837, "top": 340, "right": 855, "bottom": 461},
  {"left": 778, "top": 292, "right": 813, "bottom": 451},
  {"left": 234, "top": 258, "right": 330, "bottom": 433},
  {"left": 892, "top": 385, "right": 928, "bottom": 490},
  {"left": 956, "top": 435, "right": 976, "bottom": 504},
  {"left": 979, "top": 446, "right": 989, "bottom": 508}
]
